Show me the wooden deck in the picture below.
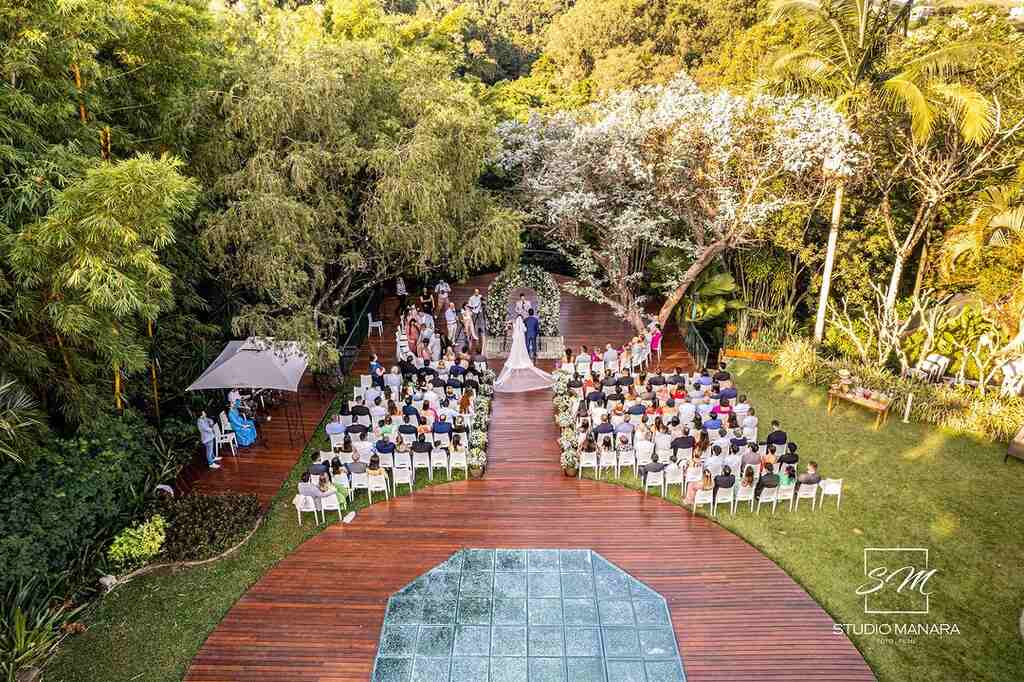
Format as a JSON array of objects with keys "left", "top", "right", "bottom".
[{"left": 185, "top": 273, "right": 874, "bottom": 682}]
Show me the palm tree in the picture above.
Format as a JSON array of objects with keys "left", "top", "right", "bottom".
[
  {"left": 764, "top": 0, "right": 994, "bottom": 342},
  {"left": 941, "top": 169, "right": 1024, "bottom": 350},
  {"left": 0, "top": 375, "right": 41, "bottom": 463}
]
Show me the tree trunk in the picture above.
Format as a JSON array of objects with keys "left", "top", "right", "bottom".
[
  {"left": 813, "top": 182, "right": 845, "bottom": 343},
  {"left": 884, "top": 252, "right": 906, "bottom": 313},
  {"left": 656, "top": 241, "right": 728, "bottom": 328},
  {"left": 912, "top": 229, "right": 930, "bottom": 298}
]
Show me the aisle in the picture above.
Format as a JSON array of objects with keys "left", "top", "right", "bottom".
[{"left": 186, "top": 273, "right": 873, "bottom": 682}]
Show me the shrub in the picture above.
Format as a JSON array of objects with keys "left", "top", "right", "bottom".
[
  {"left": 0, "top": 575, "right": 85, "bottom": 682},
  {"left": 155, "top": 494, "right": 261, "bottom": 562},
  {"left": 774, "top": 337, "right": 819, "bottom": 381},
  {"left": 107, "top": 515, "right": 167, "bottom": 572}
]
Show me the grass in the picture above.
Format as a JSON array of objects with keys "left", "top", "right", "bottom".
[
  {"left": 589, "top": 361, "right": 1024, "bottom": 682},
  {"left": 46, "top": 395, "right": 475, "bottom": 682}
]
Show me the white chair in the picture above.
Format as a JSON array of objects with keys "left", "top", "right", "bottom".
[
  {"left": 350, "top": 472, "right": 369, "bottom": 500},
  {"left": 319, "top": 492, "right": 345, "bottom": 522},
  {"left": 329, "top": 433, "right": 346, "bottom": 451},
  {"left": 378, "top": 452, "right": 394, "bottom": 470},
  {"left": 292, "top": 493, "right": 320, "bottom": 525},
  {"left": 794, "top": 482, "right": 818, "bottom": 510},
  {"left": 575, "top": 360, "right": 590, "bottom": 375},
  {"left": 692, "top": 487, "right": 714, "bottom": 515},
  {"left": 591, "top": 361, "right": 605, "bottom": 374},
  {"left": 393, "top": 466, "right": 413, "bottom": 496},
  {"left": 664, "top": 463, "right": 684, "bottom": 496},
  {"left": 360, "top": 375, "right": 372, "bottom": 389},
  {"left": 578, "top": 449, "right": 598, "bottom": 479},
  {"left": 449, "top": 449, "right": 468, "bottom": 479},
  {"left": 617, "top": 448, "right": 637, "bottom": 478},
  {"left": 213, "top": 424, "right": 237, "bottom": 457},
  {"left": 713, "top": 485, "right": 734, "bottom": 515},
  {"left": 393, "top": 452, "right": 411, "bottom": 470},
  {"left": 339, "top": 414, "right": 353, "bottom": 427},
  {"left": 219, "top": 411, "right": 233, "bottom": 434},
  {"left": 635, "top": 441, "right": 654, "bottom": 468},
  {"left": 412, "top": 451, "right": 431, "bottom": 479},
  {"left": 734, "top": 483, "right": 755, "bottom": 512},
  {"left": 644, "top": 470, "right": 665, "bottom": 496},
  {"left": 756, "top": 486, "right": 779, "bottom": 514},
  {"left": 597, "top": 449, "right": 618, "bottom": 479},
  {"left": 335, "top": 451, "right": 354, "bottom": 465},
  {"left": 819, "top": 479, "right": 843, "bottom": 509},
  {"left": 368, "top": 312, "right": 384, "bottom": 336},
  {"left": 433, "top": 432, "right": 451, "bottom": 448},
  {"left": 430, "top": 448, "right": 449, "bottom": 480},
  {"left": 776, "top": 483, "right": 796, "bottom": 511},
  {"left": 367, "top": 473, "right": 390, "bottom": 503}
]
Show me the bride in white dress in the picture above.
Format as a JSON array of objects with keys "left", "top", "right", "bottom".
[{"left": 494, "top": 316, "right": 553, "bottom": 392}]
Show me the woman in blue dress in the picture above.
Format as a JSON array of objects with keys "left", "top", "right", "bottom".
[{"left": 228, "top": 401, "right": 258, "bottom": 447}]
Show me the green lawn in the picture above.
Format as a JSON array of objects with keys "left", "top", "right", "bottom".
[
  {"left": 46, "top": 396, "right": 471, "bottom": 682},
  {"left": 596, "top": 361, "right": 1024, "bottom": 682}
]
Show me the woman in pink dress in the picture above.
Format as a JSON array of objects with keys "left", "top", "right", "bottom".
[{"left": 650, "top": 324, "right": 663, "bottom": 354}]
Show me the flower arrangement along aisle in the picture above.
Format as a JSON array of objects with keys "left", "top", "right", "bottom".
[
  {"left": 484, "top": 265, "right": 561, "bottom": 336},
  {"left": 468, "top": 370, "right": 494, "bottom": 478},
  {"left": 551, "top": 366, "right": 580, "bottom": 476}
]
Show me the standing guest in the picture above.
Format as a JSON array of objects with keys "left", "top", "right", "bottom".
[
  {"left": 406, "top": 315, "right": 420, "bottom": 354},
  {"left": 462, "top": 304, "right": 478, "bottom": 348},
  {"left": 602, "top": 343, "right": 618, "bottom": 366},
  {"left": 435, "top": 280, "right": 451, "bottom": 317},
  {"left": 445, "top": 302, "right": 459, "bottom": 341},
  {"left": 419, "top": 287, "right": 435, "bottom": 316},
  {"left": 524, "top": 308, "right": 540, "bottom": 359},
  {"left": 575, "top": 346, "right": 591, "bottom": 365},
  {"left": 560, "top": 348, "right": 575, "bottom": 370},
  {"left": 197, "top": 411, "right": 220, "bottom": 469},
  {"left": 395, "top": 276, "right": 408, "bottom": 316},
  {"left": 650, "top": 324, "right": 663, "bottom": 356},
  {"left": 467, "top": 288, "right": 485, "bottom": 337},
  {"left": 227, "top": 400, "right": 257, "bottom": 447}
]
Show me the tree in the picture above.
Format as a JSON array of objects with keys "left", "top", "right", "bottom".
[
  {"left": 764, "top": 0, "right": 996, "bottom": 342},
  {"left": 7, "top": 155, "right": 199, "bottom": 417},
  {"left": 196, "top": 10, "right": 520, "bottom": 362},
  {"left": 495, "top": 74, "right": 860, "bottom": 332}
]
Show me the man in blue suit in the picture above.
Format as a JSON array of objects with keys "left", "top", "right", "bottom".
[{"left": 524, "top": 308, "right": 541, "bottom": 359}]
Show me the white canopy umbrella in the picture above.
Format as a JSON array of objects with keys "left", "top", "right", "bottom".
[{"left": 187, "top": 338, "right": 309, "bottom": 393}]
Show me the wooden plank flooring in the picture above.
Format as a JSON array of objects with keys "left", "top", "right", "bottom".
[{"left": 185, "top": 273, "right": 874, "bottom": 681}]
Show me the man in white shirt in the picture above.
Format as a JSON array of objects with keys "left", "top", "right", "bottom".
[
  {"left": 423, "top": 386, "right": 439, "bottom": 405},
  {"left": 467, "top": 288, "right": 484, "bottom": 335},
  {"left": 444, "top": 302, "right": 459, "bottom": 340},
  {"left": 706, "top": 445, "right": 725, "bottom": 472},
  {"left": 353, "top": 432, "right": 373, "bottom": 457},
  {"left": 602, "top": 343, "right": 618, "bottom": 365},
  {"left": 420, "top": 309, "right": 434, "bottom": 331},
  {"left": 575, "top": 347, "right": 591, "bottom": 365},
  {"left": 677, "top": 400, "right": 696, "bottom": 424},
  {"left": 733, "top": 396, "right": 751, "bottom": 418},
  {"left": 369, "top": 398, "right": 387, "bottom": 422}
]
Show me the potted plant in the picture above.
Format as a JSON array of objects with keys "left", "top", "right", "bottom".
[
  {"left": 560, "top": 448, "right": 579, "bottom": 477},
  {"left": 468, "top": 448, "right": 487, "bottom": 479}
]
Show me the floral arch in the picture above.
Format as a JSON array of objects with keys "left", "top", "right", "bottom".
[{"left": 484, "top": 265, "right": 561, "bottom": 337}]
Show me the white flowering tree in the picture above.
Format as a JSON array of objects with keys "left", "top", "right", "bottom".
[{"left": 495, "top": 74, "right": 860, "bottom": 332}]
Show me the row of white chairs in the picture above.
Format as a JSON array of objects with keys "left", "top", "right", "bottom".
[
  {"left": 318, "top": 448, "right": 469, "bottom": 484},
  {"left": 682, "top": 478, "right": 843, "bottom": 515}
]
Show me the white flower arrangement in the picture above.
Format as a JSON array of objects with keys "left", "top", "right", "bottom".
[
  {"left": 555, "top": 410, "right": 576, "bottom": 428},
  {"left": 479, "top": 368, "right": 497, "bottom": 384},
  {"left": 484, "top": 265, "right": 561, "bottom": 336},
  {"left": 470, "top": 431, "right": 488, "bottom": 449},
  {"left": 468, "top": 448, "right": 487, "bottom": 468},
  {"left": 560, "top": 448, "right": 579, "bottom": 468}
]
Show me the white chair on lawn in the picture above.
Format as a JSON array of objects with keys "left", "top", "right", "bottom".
[
  {"left": 339, "top": 414, "right": 353, "bottom": 428},
  {"left": 794, "top": 482, "right": 818, "bottom": 510},
  {"left": 430, "top": 448, "right": 449, "bottom": 480},
  {"left": 329, "top": 433, "right": 346, "bottom": 451},
  {"left": 756, "top": 486, "right": 780, "bottom": 514},
  {"left": 617, "top": 448, "right": 637, "bottom": 478},
  {"left": 663, "top": 463, "right": 684, "bottom": 496},
  {"left": 360, "top": 374, "right": 372, "bottom": 389},
  {"left": 393, "top": 466, "right": 413, "bottom": 496},
  {"left": 368, "top": 312, "right": 384, "bottom": 336},
  {"left": 692, "top": 487, "right": 714, "bottom": 515},
  {"left": 597, "top": 449, "right": 618, "bottom": 479},
  {"left": 412, "top": 451, "right": 431, "bottom": 480},
  {"left": 367, "top": 473, "right": 390, "bottom": 503},
  {"left": 734, "top": 483, "right": 755, "bottom": 513},
  {"left": 350, "top": 472, "right": 369, "bottom": 500},
  {"left": 578, "top": 449, "right": 598, "bottom": 479},
  {"left": 449, "top": 449, "right": 468, "bottom": 479},
  {"left": 335, "top": 451, "right": 354, "bottom": 465},
  {"left": 214, "top": 424, "right": 237, "bottom": 457},
  {"left": 819, "top": 478, "right": 843, "bottom": 509},
  {"left": 644, "top": 469, "right": 665, "bottom": 496},
  {"left": 713, "top": 485, "right": 735, "bottom": 515},
  {"left": 776, "top": 483, "right": 796, "bottom": 511},
  {"left": 393, "top": 452, "right": 411, "bottom": 470},
  {"left": 319, "top": 492, "right": 344, "bottom": 522},
  {"left": 292, "top": 492, "right": 320, "bottom": 525},
  {"left": 434, "top": 432, "right": 451, "bottom": 448},
  {"left": 635, "top": 441, "right": 654, "bottom": 468},
  {"left": 378, "top": 452, "right": 394, "bottom": 470}
]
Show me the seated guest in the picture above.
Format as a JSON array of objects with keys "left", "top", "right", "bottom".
[
  {"left": 370, "top": 397, "right": 387, "bottom": 422},
  {"left": 778, "top": 442, "right": 799, "bottom": 469},
  {"left": 648, "top": 372, "right": 666, "bottom": 387},
  {"left": 714, "top": 465, "right": 735, "bottom": 499},
  {"left": 616, "top": 370, "right": 634, "bottom": 387},
  {"left": 798, "top": 461, "right": 821, "bottom": 485},
  {"left": 325, "top": 415, "right": 346, "bottom": 436},
  {"left": 601, "top": 372, "right": 618, "bottom": 389},
  {"left": 346, "top": 451, "right": 368, "bottom": 474},
  {"left": 308, "top": 451, "right": 328, "bottom": 477},
  {"left": 453, "top": 415, "right": 470, "bottom": 437},
  {"left": 450, "top": 360, "right": 467, "bottom": 377},
  {"left": 729, "top": 429, "right": 747, "bottom": 449},
  {"left": 568, "top": 373, "right": 584, "bottom": 390},
  {"left": 640, "top": 452, "right": 669, "bottom": 486},
  {"left": 671, "top": 427, "right": 695, "bottom": 457},
  {"left": 367, "top": 453, "right": 388, "bottom": 483},
  {"left": 698, "top": 369, "right": 713, "bottom": 386},
  {"left": 397, "top": 415, "right": 418, "bottom": 437},
  {"left": 374, "top": 434, "right": 396, "bottom": 455},
  {"left": 766, "top": 420, "right": 787, "bottom": 446},
  {"left": 724, "top": 445, "right": 743, "bottom": 474},
  {"left": 713, "top": 362, "right": 731, "bottom": 383},
  {"left": 398, "top": 355, "right": 417, "bottom": 380},
  {"left": 755, "top": 462, "right": 779, "bottom": 499},
  {"left": 779, "top": 465, "right": 797, "bottom": 486},
  {"left": 594, "top": 414, "right": 615, "bottom": 437},
  {"left": 433, "top": 414, "right": 454, "bottom": 436},
  {"left": 626, "top": 401, "right": 645, "bottom": 416},
  {"left": 713, "top": 427, "right": 731, "bottom": 453},
  {"left": 346, "top": 418, "right": 369, "bottom": 438},
  {"left": 614, "top": 414, "right": 635, "bottom": 436},
  {"left": 338, "top": 399, "right": 352, "bottom": 418},
  {"left": 739, "top": 465, "right": 755, "bottom": 491},
  {"left": 733, "top": 395, "right": 751, "bottom": 418},
  {"left": 761, "top": 444, "right": 778, "bottom": 472},
  {"left": 719, "top": 383, "right": 738, "bottom": 400},
  {"left": 586, "top": 387, "right": 606, "bottom": 405},
  {"left": 742, "top": 443, "right": 761, "bottom": 472},
  {"left": 706, "top": 445, "right": 724, "bottom": 472},
  {"left": 702, "top": 413, "right": 722, "bottom": 431},
  {"left": 411, "top": 433, "right": 433, "bottom": 454},
  {"left": 351, "top": 398, "right": 371, "bottom": 419},
  {"left": 227, "top": 400, "right": 258, "bottom": 446},
  {"left": 354, "top": 432, "right": 373, "bottom": 457},
  {"left": 401, "top": 397, "right": 419, "bottom": 417}
]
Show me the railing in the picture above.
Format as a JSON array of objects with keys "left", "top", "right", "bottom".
[{"left": 683, "top": 323, "right": 711, "bottom": 370}]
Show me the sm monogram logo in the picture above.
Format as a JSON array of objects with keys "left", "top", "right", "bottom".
[{"left": 857, "top": 548, "right": 938, "bottom": 615}]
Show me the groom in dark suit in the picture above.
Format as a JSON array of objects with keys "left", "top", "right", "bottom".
[{"left": 524, "top": 308, "right": 540, "bottom": 359}]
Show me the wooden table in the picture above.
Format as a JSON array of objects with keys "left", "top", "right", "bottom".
[{"left": 828, "top": 389, "right": 892, "bottom": 430}]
